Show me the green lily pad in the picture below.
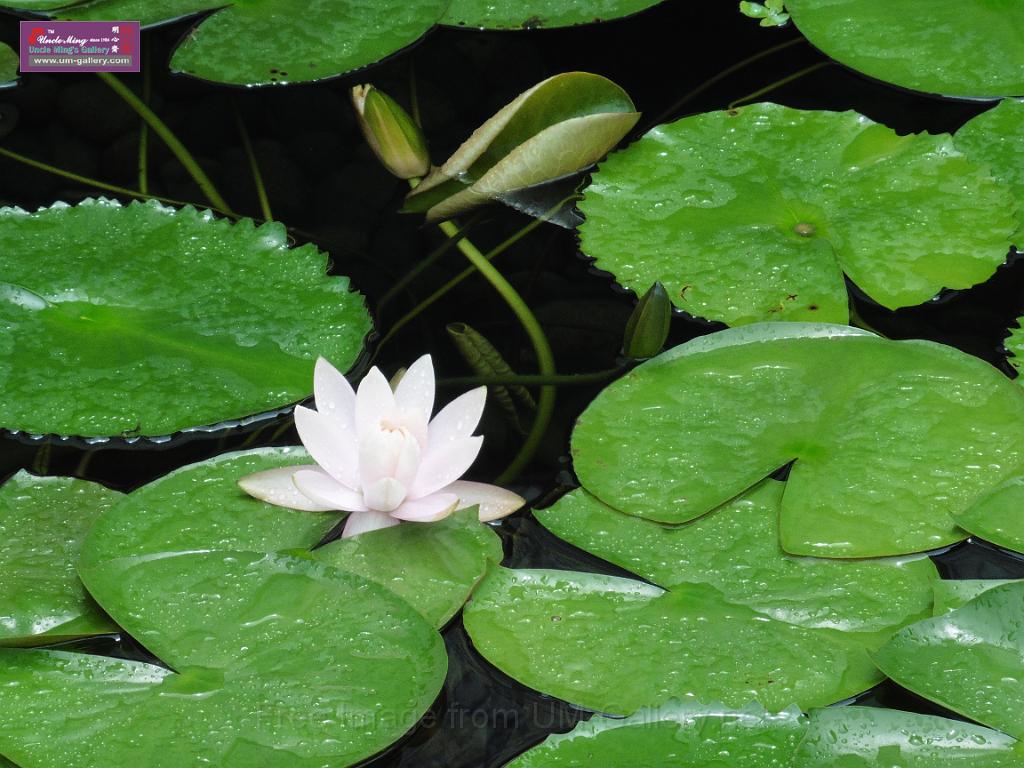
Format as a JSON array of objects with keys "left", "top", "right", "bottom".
[
  {"left": 406, "top": 72, "right": 638, "bottom": 221},
  {"left": 506, "top": 701, "right": 807, "bottom": 768},
  {"left": 464, "top": 567, "right": 881, "bottom": 715},
  {"left": 953, "top": 474, "right": 1024, "bottom": 554},
  {"left": 1007, "top": 323, "right": 1024, "bottom": 387},
  {"left": 0, "top": 551, "right": 446, "bottom": 767},
  {"left": 785, "top": 0, "right": 1024, "bottom": 99},
  {"left": 571, "top": 323, "right": 1024, "bottom": 557},
  {"left": 0, "top": 43, "right": 17, "bottom": 87},
  {"left": 312, "top": 508, "right": 503, "bottom": 629},
  {"left": 79, "top": 447, "right": 340, "bottom": 569},
  {"left": 932, "top": 580, "right": 1019, "bottom": 615},
  {"left": 795, "top": 706, "right": 1023, "bottom": 766},
  {"left": 578, "top": 103, "right": 1016, "bottom": 326},
  {"left": 9, "top": 0, "right": 450, "bottom": 87},
  {"left": 955, "top": 99, "right": 1024, "bottom": 245},
  {"left": 874, "top": 581, "right": 1024, "bottom": 740},
  {"left": 0, "top": 199, "right": 371, "bottom": 438},
  {"left": 441, "top": 0, "right": 667, "bottom": 29},
  {"left": 0, "top": 471, "right": 121, "bottom": 646},
  {"left": 537, "top": 481, "right": 937, "bottom": 635}
]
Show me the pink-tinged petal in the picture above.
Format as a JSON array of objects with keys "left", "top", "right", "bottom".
[
  {"left": 391, "top": 492, "right": 459, "bottom": 522},
  {"left": 428, "top": 387, "right": 486, "bottom": 451},
  {"left": 408, "top": 435, "right": 483, "bottom": 499},
  {"left": 293, "top": 469, "right": 367, "bottom": 512},
  {"left": 356, "top": 366, "right": 397, "bottom": 440},
  {"left": 359, "top": 428, "right": 402, "bottom": 488},
  {"left": 294, "top": 405, "right": 359, "bottom": 489},
  {"left": 394, "top": 354, "right": 435, "bottom": 424},
  {"left": 237, "top": 466, "right": 336, "bottom": 512},
  {"left": 313, "top": 357, "right": 356, "bottom": 433},
  {"left": 362, "top": 477, "right": 407, "bottom": 512},
  {"left": 445, "top": 480, "right": 525, "bottom": 521},
  {"left": 393, "top": 431, "right": 422, "bottom": 490},
  {"left": 342, "top": 510, "right": 401, "bottom": 539}
]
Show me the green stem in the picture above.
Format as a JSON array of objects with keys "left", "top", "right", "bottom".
[
  {"left": 728, "top": 61, "right": 832, "bottom": 110},
  {"left": 97, "top": 72, "right": 235, "bottom": 215},
  {"left": 375, "top": 195, "right": 577, "bottom": 351},
  {"left": 437, "top": 218, "right": 557, "bottom": 483},
  {"left": 438, "top": 369, "right": 622, "bottom": 387},
  {"left": 138, "top": 47, "right": 151, "bottom": 195},
  {"left": 376, "top": 214, "right": 481, "bottom": 312},
  {"left": 0, "top": 145, "right": 232, "bottom": 215},
  {"left": 233, "top": 100, "right": 273, "bottom": 221},
  {"left": 644, "top": 36, "right": 806, "bottom": 129}
]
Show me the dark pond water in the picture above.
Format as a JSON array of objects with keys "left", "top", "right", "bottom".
[{"left": 3, "top": 1, "right": 1024, "bottom": 765}]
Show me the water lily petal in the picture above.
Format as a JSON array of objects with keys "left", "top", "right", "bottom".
[
  {"left": 237, "top": 466, "right": 337, "bottom": 512},
  {"left": 356, "top": 366, "right": 398, "bottom": 441},
  {"left": 428, "top": 386, "right": 486, "bottom": 451},
  {"left": 395, "top": 354, "right": 435, "bottom": 425},
  {"left": 342, "top": 510, "right": 401, "bottom": 539},
  {"left": 294, "top": 405, "right": 359, "bottom": 489},
  {"left": 293, "top": 469, "right": 368, "bottom": 512},
  {"left": 391, "top": 492, "right": 460, "bottom": 522},
  {"left": 363, "top": 477, "right": 407, "bottom": 512},
  {"left": 313, "top": 357, "right": 357, "bottom": 434},
  {"left": 409, "top": 436, "right": 483, "bottom": 499},
  {"left": 446, "top": 480, "right": 525, "bottom": 521}
]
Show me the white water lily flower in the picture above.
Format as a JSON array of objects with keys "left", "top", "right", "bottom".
[{"left": 239, "top": 355, "right": 524, "bottom": 538}]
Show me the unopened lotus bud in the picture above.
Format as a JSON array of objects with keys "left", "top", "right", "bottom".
[
  {"left": 351, "top": 84, "right": 430, "bottom": 179},
  {"left": 622, "top": 282, "right": 671, "bottom": 359}
]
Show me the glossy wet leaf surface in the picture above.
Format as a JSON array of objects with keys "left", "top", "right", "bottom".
[
  {"left": 464, "top": 567, "right": 880, "bottom": 715},
  {"left": 932, "top": 580, "right": 1018, "bottom": 615},
  {"left": 0, "top": 472, "right": 121, "bottom": 645},
  {"left": 41, "top": 0, "right": 450, "bottom": 86},
  {"left": 313, "top": 508, "right": 503, "bottom": 629},
  {"left": 794, "top": 706, "right": 1022, "bottom": 766},
  {"left": 785, "top": 0, "right": 1024, "bottom": 99},
  {"left": 954, "top": 474, "right": 1024, "bottom": 554},
  {"left": 0, "top": 43, "right": 17, "bottom": 86},
  {"left": 537, "top": 481, "right": 937, "bottom": 634},
  {"left": 79, "top": 447, "right": 339, "bottom": 569},
  {"left": 441, "top": 0, "right": 666, "bottom": 29},
  {"left": 406, "top": 72, "right": 638, "bottom": 221},
  {"left": 572, "top": 323, "right": 1024, "bottom": 557},
  {"left": 0, "top": 199, "right": 370, "bottom": 438},
  {"left": 0, "top": 551, "right": 446, "bottom": 767},
  {"left": 506, "top": 701, "right": 807, "bottom": 767},
  {"left": 578, "top": 103, "right": 1016, "bottom": 326},
  {"left": 955, "top": 99, "right": 1024, "bottom": 245},
  {"left": 874, "top": 581, "right": 1024, "bottom": 739}
]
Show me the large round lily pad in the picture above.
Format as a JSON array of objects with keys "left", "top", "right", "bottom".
[
  {"left": 441, "top": 0, "right": 666, "bottom": 30},
  {"left": 572, "top": 323, "right": 1024, "bottom": 557},
  {"left": 537, "top": 481, "right": 937, "bottom": 635},
  {"left": 578, "top": 103, "right": 1016, "bottom": 326},
  {"left": 464, "top": 567, "right": 880, "bottom": 715},
  {"left": 0, "top": 551, "right": 446, "bottom": 767},
  {"left": 506, "top": 702, "right": 807, "bottom": 767},
  {"left": 785, "top": 0, "right": 1024, "bottom": 99},
  {"left": 874, "top": 581, "right": 1024, "bottom": 740},
  {"left": 0, "top": 199, "right": 371, "bottom": 438},
  {"left": 0, "top": 472, "right": 120, "bottom": 646},
  {"left": 953, "top": 474, "right": 1024, "bottom": 554}
]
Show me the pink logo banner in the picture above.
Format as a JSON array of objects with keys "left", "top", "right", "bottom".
[{"left": 20, "top": 21, "right": 140, "bottom": 73}]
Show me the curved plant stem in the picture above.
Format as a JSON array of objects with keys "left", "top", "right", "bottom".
[
  {"left": 233, "top": 100, "right": 273, "bottom": 220},
  {"left": 728, "top": 61, "right": 832, "bottom": 109},
  {"left": 435, "top": 218, "right": 557, "bottom": 483},
  {"left": 438, "top": 368, "right": 623, "bottom": 388},
  {"left": 138, "top": 47, "right": 151, "bottom": 195},
  {"left": 644, "top": 36, "right": 806, "bottom": 129},
  {"left": 0, "top": 146, "right": 233, "bottom": 215},
  {"left": 376, "top": 214, "right": 482, "bottom": 312},
  {"left": 97, "top": 72, "right": 235, "bottom": 215}
]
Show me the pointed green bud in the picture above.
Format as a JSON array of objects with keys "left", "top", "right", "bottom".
[
  {"left": 351, "top": 84, "right": 430, "bottom": 180},
  {"left": 622, "top": 282, "right": 671, "bottom": 359}
]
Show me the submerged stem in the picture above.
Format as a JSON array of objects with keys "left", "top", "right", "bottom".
[
  {"left": 728, "top": 61, "right": 832, "bottom": 110},
  {"left": 97, "top": 72, "right": 235, "bottom": 214},
  {"left": 233, "top": 100, "right": 273, "bottom": 221},
  {"left": 138, "top": 47, "right": 151, "bottom": 195}
]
